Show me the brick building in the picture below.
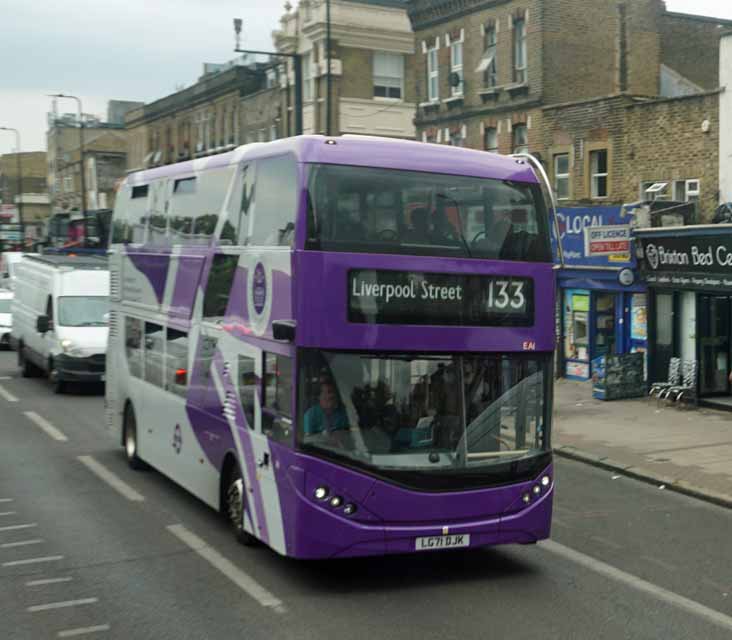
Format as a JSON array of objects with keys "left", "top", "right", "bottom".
[
  {"left": 0, "top": 151, "right": 48, "bottom": 220},
  {"left": 274, "top": 0, "right": 416, "bottom": 138},
  {"left": 407, "top": 0, "right": 730, "bottom": 220}
]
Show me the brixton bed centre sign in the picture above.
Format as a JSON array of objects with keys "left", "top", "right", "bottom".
[
  {"left": 348, "top": 270, "right": 534, "bottom": 326},
  {"left": 639, "top": 233, "right": 732, "bottom": 290}
]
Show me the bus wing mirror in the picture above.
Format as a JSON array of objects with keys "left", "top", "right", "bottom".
[
  {"left": 272, "top": 320, "right": 296, "bottom": 342},
  {"left": 36, "top": 315, "right": 50, "bottom": 334}
]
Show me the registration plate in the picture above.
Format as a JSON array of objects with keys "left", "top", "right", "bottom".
[{"left": 415, "top": 534, "right": 470, "bottom": 551}]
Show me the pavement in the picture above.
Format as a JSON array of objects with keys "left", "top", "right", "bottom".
[{"left": 553, "top": 378, "right": 732, "bottom": 509}]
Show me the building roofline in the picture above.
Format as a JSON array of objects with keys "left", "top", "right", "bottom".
[
  {"left": 408, "top": 0, "right": 511, "bottom": 31},
  {"left": 663, "top": 10, "right": 732, "bottom": 27},
  {"left": 623, "top": 88, "right": 723, "bottom": 109}
]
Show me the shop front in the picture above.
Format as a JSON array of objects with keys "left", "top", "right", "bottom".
[
  {"left": 555, "top": 206, "right": 647, "bottom": 380},
  {"left": 637, "top": 225, "right": 732, "bottom": 406}
]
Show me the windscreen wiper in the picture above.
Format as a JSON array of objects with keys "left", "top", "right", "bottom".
[{"left": 435, "top": 193, "right": 472, "bottom": 258}]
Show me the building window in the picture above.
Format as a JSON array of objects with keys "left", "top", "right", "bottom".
[
  {"left": 63, "top": 176, "right": 73, "bottom": 193},
  {"left": 642, "top": 181, "right": 669, "bottom": 201},
  {"left": 512, "top": 124, "right": 528, "bottom": 154},
  {"left": 303, "top": 51, "right": 313, "bottom": 102},
  {"left": 270, "top": 125, "right": 278, "bottom": 141},
  {"left": 427, "top": 46, "right": 439, "bottom": 102},
  {"left": 484, "top": 127, "right": 498, "bottom": 153},
  {"left": 373, "top": 52, "right": 404, "bottom": 99},
  {"left": 513, "top": 17, "right": 527, "bottom": 84},
  {"left": 478, "top": 25, "right": 497, "bottom": 87},
  {"left": 674, "top": 179, "right": 700, "bottom": 203},
  {"left": 449, "top": 128, "right": 464, "bottom": 147},
  {"left": 554, "top": 154, "right": 570, "bottom": 200},
  {"left": 450, "top": 40, "right": 463, "bottom": 97},
  {"left": 590, "top": 150, "right": 609, "bottom": 198}
]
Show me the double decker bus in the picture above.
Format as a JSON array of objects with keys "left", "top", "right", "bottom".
[{"left": 106, "top": 135, "right": 556, "bottom": 558}]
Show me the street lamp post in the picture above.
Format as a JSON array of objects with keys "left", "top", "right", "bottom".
[
  {"left": 0, "top": 126, "right": 25, "bottom": 249},
  {"left": 233, "top": 18, "right": 303, "bottom": 136},
  {"left": 326, "top": 0, "right": 332, "bottom": 136},
  {"left": 49, "top": 94, "right": 87, "bottom": 247}
]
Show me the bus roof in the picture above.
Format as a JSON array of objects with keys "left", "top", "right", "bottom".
[{"left": 126, "top": 135, "right": 540, "bottom": 186}]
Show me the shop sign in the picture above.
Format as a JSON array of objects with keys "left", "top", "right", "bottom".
[
  {"left": 639, "top": 233, "right": 732, "bottom": 290},
  {"left": 584, "top": 225, "right": 631, "bottom": 257},
  {"left": 566, "top": 362, "right": 590, "bottom": 378}
]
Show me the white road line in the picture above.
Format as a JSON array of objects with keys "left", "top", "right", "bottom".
[
  {"left": 26, "top": 577, "right": 73, "bottom": 587},
  {"left": 0, "top": 376, "right": 12, "bottom": 380},
  {"left": 541, "top": 540, "right": 732, "bottom": 633},
  {"left": 25, "top": 411, "right": 69, "bottom": 442},
  {"left": 77, "top": 456, "right": 144, "bottom": 502},
  {"left": 0, "top": 523, "right": 37, "bottom": 532},
  {"left": 58, "top": 625, "right": 110, "bottom": 638},
  {"left": 641, "top": 555, "right": 679, "bottom": 572},
  {"left": 0, "top": 384, "right": 18, "bottom": 402},
  {"left": 167, "top": 524, "right": 285, "bottom": 613},
  {"left": 1, "top": 539, "right": 43, "bottom": 548},
  {"left": 27, "top": 598, "right": 97, "bottom": 613},
  {"left": 0, "top": 498, "right": 13, "bottom": 503},
  {"left": 0, "top": 511, "right": 17, "bottom": 516},
  {"left": 3, "top": 555, "right": 63, "bottom": 567}
]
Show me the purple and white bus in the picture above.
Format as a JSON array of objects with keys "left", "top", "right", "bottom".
[{"left": 106, "top": 135, "right": 556, "bottom": 558}]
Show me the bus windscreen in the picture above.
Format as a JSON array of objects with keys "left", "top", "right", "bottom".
[{"left": 306, "top": 164, "right": 552, "bottom": 262}]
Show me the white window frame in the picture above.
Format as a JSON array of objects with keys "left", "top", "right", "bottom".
[
  {"left": 513, "top": 17, "right": 527, "bottom": 84},
  {"left": 643, "top": 181, "right": 669, "bottom": 201},
  {"left": 674, "top": 179, "right": 700, "bottom": 202},
  {"left": 590, "top": 150, "right": 609, "bottom": 199},
  {"left": 450, "top": 39, "right": 464, "bottom": 97},
  {"left": 63, "top": 175, "right": 73, "bottom": 193},
  {"left": 554, "top": 153, "right": 570, "bottom": 200},
  {"left": 478, "top": 25, "right": 497, "bottom": 87},
  {"left": 427, "top": 46, "right": 439, "bottom": 102},
  {"left": 373, "top": 52, "right": 404, "bottom": 100}
]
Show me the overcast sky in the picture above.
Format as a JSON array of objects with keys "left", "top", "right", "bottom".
[{"left": 1, "top": 0, "right": 730, "bottom": 155}]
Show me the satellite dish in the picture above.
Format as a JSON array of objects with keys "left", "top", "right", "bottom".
[{"left": 448, "top": 72, "right": 462, "bottom": 88}]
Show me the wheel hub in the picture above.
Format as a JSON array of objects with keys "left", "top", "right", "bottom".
[{"left": 227, "top": 478, "right": 244, "bottom": 531}]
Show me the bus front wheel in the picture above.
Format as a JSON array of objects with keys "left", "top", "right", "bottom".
[
  {"left": 226, "top": 465, "right": 257, "bottom": 547},
  {"left": 123, "top": 405, "right": 145, "bottom": 470}
]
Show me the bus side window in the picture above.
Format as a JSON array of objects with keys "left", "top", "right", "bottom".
[
  {"left": 166, "top": 327, "right": 189, "bottom": 397},
  {"left": 125, "top": 316, "right": 143, "bottom": 378},
  {"left": 202, "top": 254, "right": 239, "bottom": 319},
  {"left": 148, "top": 180, "right": 169, "bottom": 244},
  {"left": 222, "top": 163, "right": 255, "bottom": 246},
  {"left": 249, "top": 155, "right": 297, "bottom": 247},
  {"left": 238, "top": 355, "right": 257, "bottom": 429},
  {"left": 111, "top": 187, "right": 130, "bottom": 245},
  {"left": 263, "top": 353, "right": 292, "bottom": 442},
  {"left": 128, "top": 185, "right": 149, "bottom": 244},
  {"left": 144, "top": 322, "right": 164, "bottom": 388}
]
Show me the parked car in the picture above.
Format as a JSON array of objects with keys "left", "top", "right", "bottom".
[
  {"left": 11, "top": 253, "right": 109, "bottom": 393},
  {"left": 0, "top": 289, "right": 12, "bottom": 349}
]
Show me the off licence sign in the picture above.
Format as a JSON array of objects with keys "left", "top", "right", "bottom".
[{"left": 584, "top": 225, "right": 631, "bottom": 257}]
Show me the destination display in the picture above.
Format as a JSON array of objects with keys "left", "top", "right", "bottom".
[
  {"left": 639, "top": 233, "right": 732, "bottom": 291},
  {"left": 348, "top": 270, "right": 533, "bottom": 326}
]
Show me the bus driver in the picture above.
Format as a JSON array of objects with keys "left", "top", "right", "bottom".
[{"left": 304, "top": 379, "right": 350, "bottom": 437}]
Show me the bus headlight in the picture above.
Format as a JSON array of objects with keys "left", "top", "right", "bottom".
[
  {"left": 541, "top": 475, "right": 551, "bottom": 487},
  {"left": 522, "top": 493, "right": 531, "bottom": 504},
  {"left": 329, "top": 496, "right": 343, "bottom": 508},
  {"left": 532, "top": 485, "right": 541, "bottom": 495},
  {"left": 343, "top": 503, "right": 357, "bottom": 516},
  {"left": 314, "top": 486, "right": 329, "bottom": 501}
]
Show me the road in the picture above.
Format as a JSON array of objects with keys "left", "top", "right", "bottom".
[{"left": 0, "top": 349, "right": 731, "bottom": 640}]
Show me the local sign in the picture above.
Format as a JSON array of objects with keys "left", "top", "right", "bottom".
[{"left": 584, "top": 225, "right": 631, "bottom": 257}]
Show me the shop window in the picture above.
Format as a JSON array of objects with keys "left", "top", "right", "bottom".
[
  {"left": 484, "top": 127, "right": 498, "bottom": 153},
  {"left": 590, "top": 150, "right": 608, "bottom": 198},
  {"left": 513, "top": 16, "right": 527, "bottom": 84},
  {"left": 144, "top": 322, "right": 165, "bottom": 388},
  {"left": 166, "top": 327, "right": 189, "bottom": 397},
  {"left": 554, "top": 154, "right": 569, "bottom": 200},
  {"left": 478, "top": 24, "right": 497, "bottom": 87},
  {"left": 513, "top": 124, "right": 528, "bottom": 154},
  {"left": 263, "top": 353, "right": 293, "bottom": 443},
  {"left": 594, "top": 294, "right": 616, "bottom": 357}
]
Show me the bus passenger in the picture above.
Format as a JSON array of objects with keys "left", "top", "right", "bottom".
[{"left": 304, "top": 379, "right": 350, "bottom": 436}]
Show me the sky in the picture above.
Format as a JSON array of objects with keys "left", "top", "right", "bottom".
[{"left": 0, "top": 0, "right": 731, "bottom": 155}]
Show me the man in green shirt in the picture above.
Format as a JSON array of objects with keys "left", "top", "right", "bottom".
[{"left": 304, "top": 380, "right": 349, "bottom": 435}]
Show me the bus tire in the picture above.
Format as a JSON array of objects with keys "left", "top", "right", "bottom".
[
  {"left": 225, "top": 464, "right": 257, "bottom": 547},
  {"left": 123, "top": 404, "right": 145, "bottom": 470}
]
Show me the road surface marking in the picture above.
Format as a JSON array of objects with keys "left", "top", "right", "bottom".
[
  {"left": 26, "top": 577, "right": 73, "bottom": 587},
  {"left": 77, "top": 456, "right": 144, "bottom": 502},
  {"left": 541, "top": 540, "right": 732, "bottom": 633},
  {"left": 588, "top": 535, "right": 623, "bottom": 551},
  {"left": 0, "top": 511, "right": 17, "bottom": 516},
  {"left": 0, "top": 376, "right": 12, "bottom": 380},
  {"left": 1, "top": 539, "right": 43, "bottom": 548},
  {"left": 58, "top": 625, "right": 110, "bottom": 638},
  {"left": 167, "top": 524, "right": 285, "bottom": 613},
  {"left": 0, "top": 523, "right": 37, "bottom": 532},
  {"left": 27, "top": 598, "right": 97, "bottom": 613},
  {"left": 641, "top": 555, "right": 678, "bottom": 572},
  {"left": 25, "top": 411, "right": 69, "bottom": 442},
  {"left": 0, "top": 498, "right": 13, "bottom": 503},
  {"left": 0, "top": 384, "right": 18, "bottom": 402},
  {"left": 3, "top": 555, "right": 63, "bottom": 567}
]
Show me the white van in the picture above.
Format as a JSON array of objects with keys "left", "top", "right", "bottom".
[
  {"left": 1, "top": 251, "right": 32, "bottom": 291},
  {"left": 0, "top": 290, "right": 12, "bottom": 348},
  {"left": 11, "top": 254, "right": 110, "bottom": 393}
]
